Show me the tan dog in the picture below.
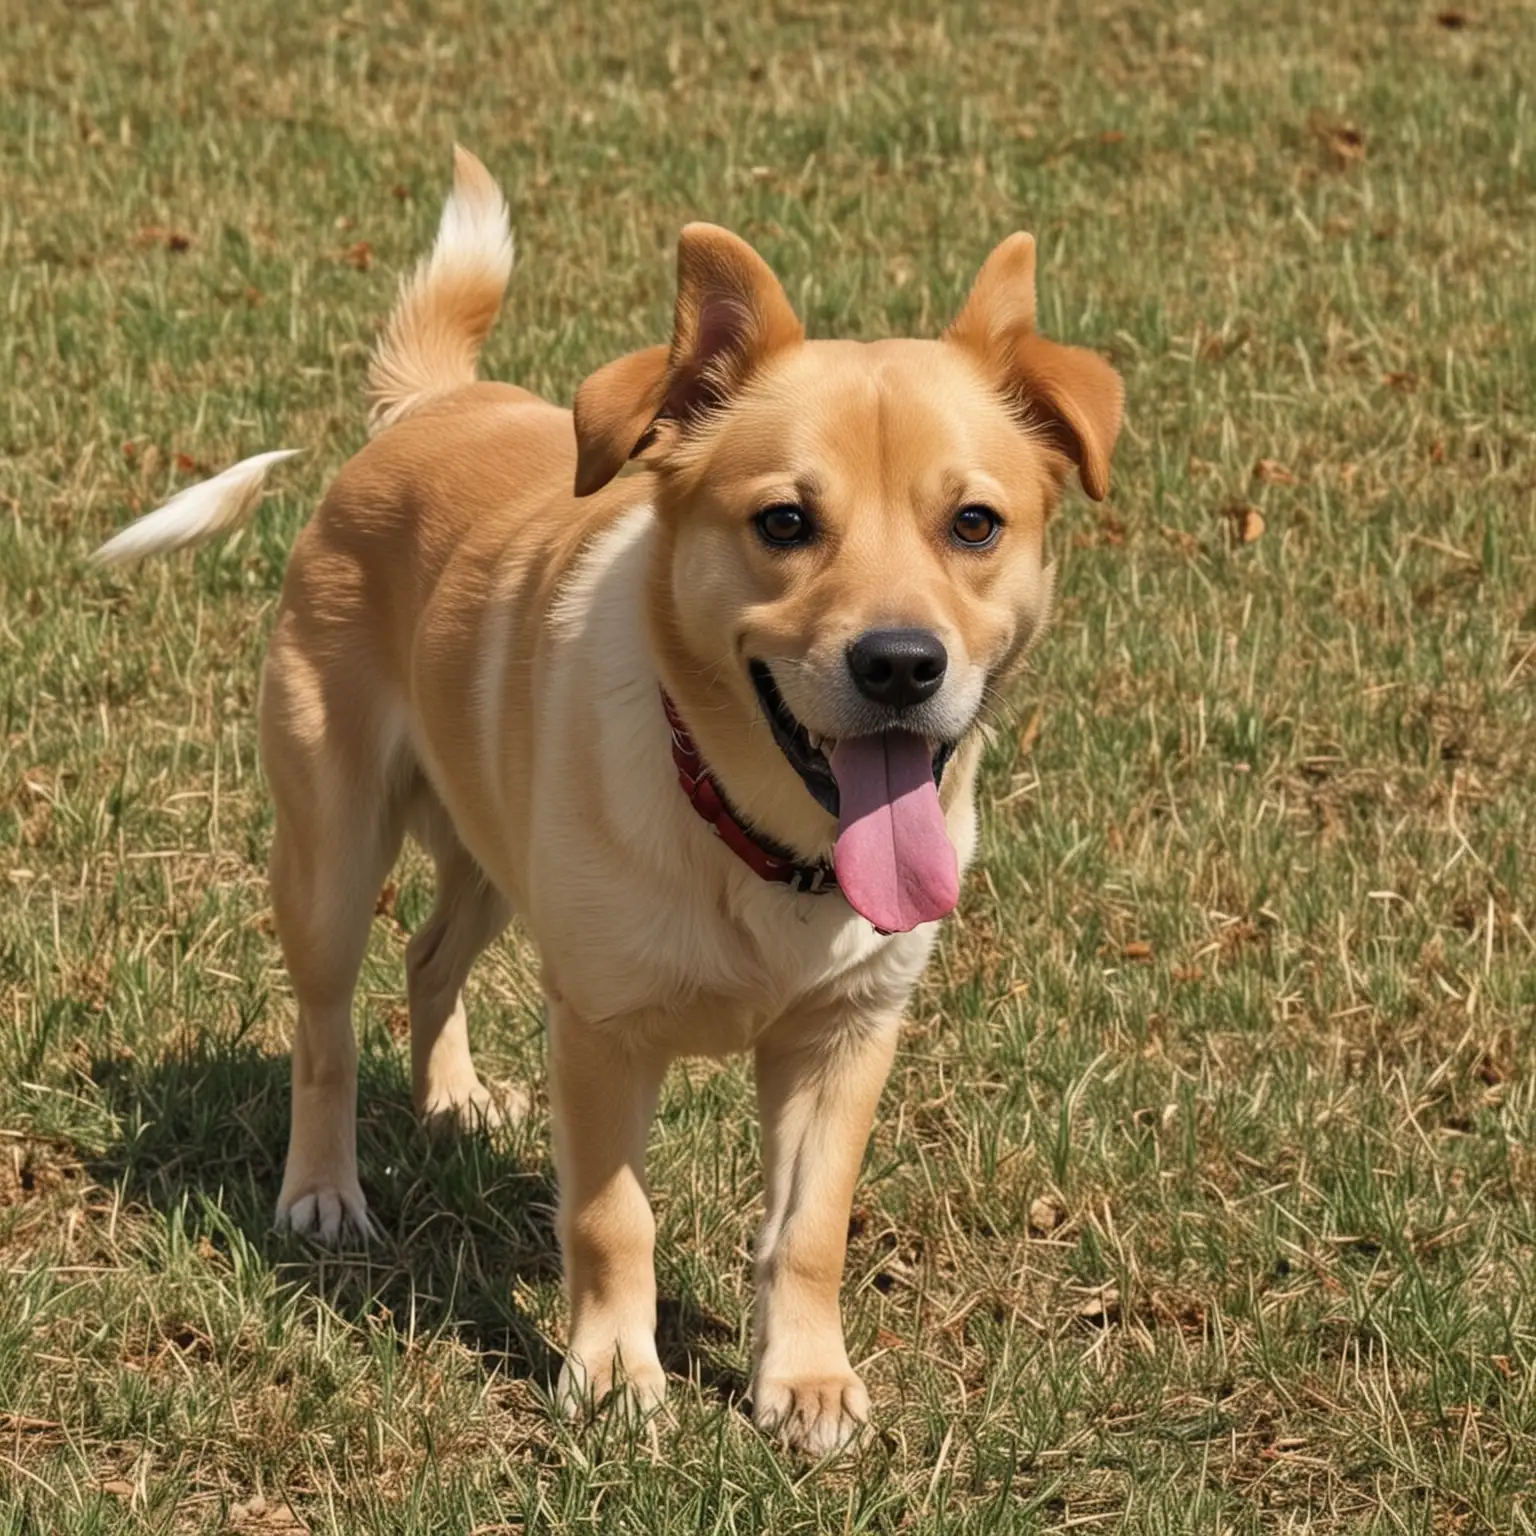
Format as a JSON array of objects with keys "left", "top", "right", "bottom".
[{"left": 96, "top": 148, "right": 1122, "bottom": 1453}]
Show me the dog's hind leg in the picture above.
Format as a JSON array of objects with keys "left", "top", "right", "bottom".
[
  {"left": 404, "top": 794, "right": 523, "bottom": 1129},
  {"left": 262, "top": 630, "right": 407, "bottom": 1243}
]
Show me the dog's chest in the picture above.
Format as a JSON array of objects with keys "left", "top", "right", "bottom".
[
  {"left": 500, "top": 505, "right": 942, "bottom": 1044},
  {"left": 543, "top": 872, "right": 934, "bottom": 1052}
]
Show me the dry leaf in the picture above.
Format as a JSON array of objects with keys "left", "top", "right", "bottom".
[
  {"left": 133, "top": 225, "right": 193, "bottom": 252},
  {"left": 1436, "top": 8, "right": 1470, "bottom": 27},
  {"left": 1171, "top": 965, "right": 1203, "bottom": 984},
  {"left": 1076, "top": 1287, "right": 1120, "bottom": 1325},
  {"left": 1222, "top": 503, "right": 1266, "bottom": 545},
  {"left": 1196, "top": 321, "right": 1253, "bottom": 363},
  {"left": 1381, "top": 370, "right": 1419, "bottom": 391},
  {"left": 101, "top": 1480, "right": 135, "bottom": 1497},
  {"left": 230, "top": 1495, "right": 306, "bottom": 1530},
  {"left": 1028, "top": 1195, "right": 1066, "bottom": 1234},
  {"left": 1123, "top": 940, "right": 1153, "bottom": 962},
  {"left": 1253, "top": 457, "right": 1297, "bottom": 485},
  {"left": 1310, "top": 112, "right": 1366, "bottom": 167},
  {"left": 334, "top": 240, "right": 373, "bottom": 271},
  {"left": 0, "top": 1412, "right": 62, "bottom": 1433},
  {"left": 1016, "top": 705, "right": 1043, "bottom": 759},
  {"left": 1096, "top": 510, "right": 1127, "bottom": 546}
]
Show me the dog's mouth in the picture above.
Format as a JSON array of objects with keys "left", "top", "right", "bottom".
[
  {"left": 749, "top": 660, "right": 842, "bottom": 816},
  {"left": 748, "top": 660, "right": 960, "bottom": 933},
  {"left": 749, "top": 661, "right": 957, "bottom": 818}
]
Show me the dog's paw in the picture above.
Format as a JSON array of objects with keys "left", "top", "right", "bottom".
[
  {"left": 752, "top": 1370, "right": 869, "bottom": 1456},
  {"left": 275, "top": 1180, "right": 375, "bottom": 1244},
  {"left": 419, "top": 1078, "right": 529, "bottom": 1134},
  {"left": 555, "top": 1343, "right": 667, "bottom": 1426}
]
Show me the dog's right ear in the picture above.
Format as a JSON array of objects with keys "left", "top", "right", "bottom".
[
  {"left": 945, "top": 233, "right": 1124, "bottom": 502},
  {"left": 573, "top": 225, "right": 803, "bottom": 496}
]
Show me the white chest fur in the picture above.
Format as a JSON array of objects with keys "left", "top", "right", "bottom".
[{"left": 517, "top": 508, "right": 952, "bottom": 1048}]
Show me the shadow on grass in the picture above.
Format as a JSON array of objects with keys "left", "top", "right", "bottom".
[{"left": 85, "top": 1032, "right": 749, "bottom": 1402}]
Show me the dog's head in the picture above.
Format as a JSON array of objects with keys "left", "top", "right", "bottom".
[{"left": 573, "top": 227, "right": 1123, "bottom": 933}]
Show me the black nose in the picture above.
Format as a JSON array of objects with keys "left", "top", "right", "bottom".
[{"left": 846, "top": 628, "right": 948, "bottom": 709}]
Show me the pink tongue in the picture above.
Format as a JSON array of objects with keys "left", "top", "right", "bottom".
[{"left": 830, "top": 732, "right": 959, "bottom": 933}]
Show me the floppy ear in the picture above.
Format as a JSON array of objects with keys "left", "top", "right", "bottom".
[
  {"left": 572, "top": 224, "right": 803, "bottom": 497},
  {"left": 572, "top": 345, "right": 671, "bottom": 498},
  {"left": 945, "top": 234, "right": 1124, "bottom": 502}
]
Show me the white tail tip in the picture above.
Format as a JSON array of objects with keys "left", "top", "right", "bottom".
[
  {"left": 439, "top": 144, "right": 515, "bottom": 283},
  {"left": 92, "top": 449, "right": 301, "bottom": 566},
  {"left": 366, "top": 147, "right": 514, "bottom": 435}
]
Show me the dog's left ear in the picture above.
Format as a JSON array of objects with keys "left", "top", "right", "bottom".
[
  {"left": 573, "top": 225, "right": 803, "bottom": 496},
  {"left": 944, "top": 234, "right": 1124, "bottom": 502},
  {"left": 572, "top": 344, "right": 672, "bottom": 498}
]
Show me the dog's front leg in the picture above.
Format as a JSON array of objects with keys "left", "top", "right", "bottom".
[
  {"left": 751, "top": 1011, "right": 899, "bottom": 1455},
  {"left": 548, "top": 997, "right": 669, "bottom": 1421}
]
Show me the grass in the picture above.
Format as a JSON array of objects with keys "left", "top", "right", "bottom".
[{"left": 2, "top": 0, "right": 1535, "bottom": 1528}]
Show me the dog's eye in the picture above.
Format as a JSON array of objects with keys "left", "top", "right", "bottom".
[
  {"left": 756, "top": 504, "right": 813, "bottom": 547},
  {"left": 951, "top": 505, "right": 1002, "bottom": 548}
]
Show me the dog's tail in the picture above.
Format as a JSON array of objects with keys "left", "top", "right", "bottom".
[
  {"left": 366, "top": 145, "right": 514, "bottom": 434},
  {"left": 92, "top": 449, "right": 301, "bottom": 566},
  {"left": 90, "top": 149, "right": 512, "bottom": 566}
]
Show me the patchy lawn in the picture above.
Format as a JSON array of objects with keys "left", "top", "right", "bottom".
[{"left": 2, "top": 0, "right": 1534, "bottom": 1529}]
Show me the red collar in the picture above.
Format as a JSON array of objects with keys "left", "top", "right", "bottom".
[{"left": 662, "top": 692, "right": 837, "bottom": 895}]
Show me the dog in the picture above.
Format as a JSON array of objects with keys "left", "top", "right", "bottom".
[{"left": 95, "top": 147, "right": 1122, "bottom": 1453}]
